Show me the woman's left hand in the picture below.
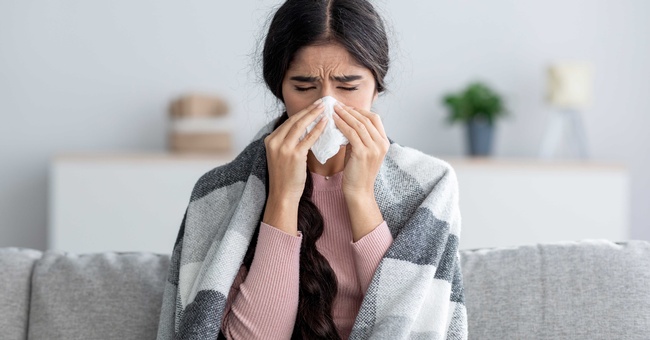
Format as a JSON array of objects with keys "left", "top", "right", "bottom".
[{"left": 332, "top": 103, "right": 390, "bottom": 199}]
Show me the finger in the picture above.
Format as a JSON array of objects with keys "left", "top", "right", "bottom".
[
  {"left": 273, "top": 99, "right": 324, "bottom": 139},
  {"left": 340, "top": 105, "right": 383, "bottom": 143},
  {"left": 297, "top": 114, "right": 329, "bottom": 152},
  {"left": 350, "top": 107, "right": 387, "bottom": 140},
  {"left": 332, "top": 105, "right": 364, "bottom": 149},
  {"left": 334, "top": 103, "right": 372, "bottom": 147},
  {"left": 266, "top": 101, "right": 323, "bottom": 153},
  {"left": 284, "top": 104, "right": 326, "bottom": 144},
  {"left": 274, "top": 99, "right": 323, "bottom": 139}
]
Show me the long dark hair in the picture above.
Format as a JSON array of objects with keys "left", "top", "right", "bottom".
[{"left": 242, "top": 1, "right": 390, "bottom": 339}]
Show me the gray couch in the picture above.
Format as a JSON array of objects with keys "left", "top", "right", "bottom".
[{"left": 2, "top": 239, "right": 649, "bottom": 340}]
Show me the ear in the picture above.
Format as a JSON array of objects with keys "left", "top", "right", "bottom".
[{"left": 372, "top": 89, "right": 379, "bottom": 103}]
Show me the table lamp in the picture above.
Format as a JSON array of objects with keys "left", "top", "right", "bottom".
[{"left": 539, "top": 61, "right": 593, "bottom": 159}]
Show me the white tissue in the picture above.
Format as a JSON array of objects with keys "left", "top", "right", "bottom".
[{"left": 300, "top": 95, "right": 349, "bottom": 164}]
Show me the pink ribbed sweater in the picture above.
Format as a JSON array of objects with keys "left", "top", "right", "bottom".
[{"left": 220, "top": 170, "right": 394, "bottom": 340}]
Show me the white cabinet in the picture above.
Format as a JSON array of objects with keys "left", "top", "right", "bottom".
[
  {"left": 48, "top": 153, "right": 234, "bottom": 254},
  {"left": 48, "top": 154, "right": 629, "bottom": 254},
  {"left": 450, "top": 158, "right": 629, "bottom": 250}
]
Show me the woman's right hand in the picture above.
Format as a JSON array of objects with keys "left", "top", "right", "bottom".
[{"left": 263, "top": 98, "right": 328, "bottom": 205}]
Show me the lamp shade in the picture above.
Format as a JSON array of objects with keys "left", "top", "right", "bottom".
[{"left": 546, "top": 62, "right": 593, "bottom": 110}]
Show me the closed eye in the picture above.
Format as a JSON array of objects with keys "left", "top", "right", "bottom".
[{"left": 294, "top": 86, "right": 358, "bottom": 92}]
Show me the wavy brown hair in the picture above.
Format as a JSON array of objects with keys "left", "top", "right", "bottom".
[{"left": 241, "top": 0, "right": 390, "bottom": 339}]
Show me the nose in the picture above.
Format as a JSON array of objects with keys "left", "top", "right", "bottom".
[{"left": 319, "top": 81, "right": 335, "bottom": 99}]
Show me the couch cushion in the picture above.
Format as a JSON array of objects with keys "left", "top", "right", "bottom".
[
  {"left": 460, "top": 239, "right": 650, "bottom": 340},
  {"left": 0, "top": 247, "right": 43, "bottom": 340},
  {"left": 27, "top": 250, "right": 170, "bottom": 340}
]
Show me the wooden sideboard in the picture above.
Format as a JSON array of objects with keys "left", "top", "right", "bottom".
[{"left": 48, "top": 153, "right": 629, "bottom": 254}]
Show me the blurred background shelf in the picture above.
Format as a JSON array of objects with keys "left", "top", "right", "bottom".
[{"left": 48, "top": 153, "right": 629, "bottom": 254}]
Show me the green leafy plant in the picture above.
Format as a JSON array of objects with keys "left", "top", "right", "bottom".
[{"left": 442, "top": 81, "right": 509, "bottom": 125}]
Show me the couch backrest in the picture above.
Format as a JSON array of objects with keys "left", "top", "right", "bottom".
[
  {"left": 2, "top": 239, "right": 649, "bottom": 340},
  {"left": 0, "top": 248, "right": 42, "bottom": 340},
  {"left": 26, "top": 250, "right": 169, "bottom": 340},
  {"left": 460, "top": 239, "right": 650, "bottom": 340}
]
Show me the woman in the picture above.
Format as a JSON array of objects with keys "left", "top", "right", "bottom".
[{"left": 157, "top": 1, "right": 467, "bottom": 339}]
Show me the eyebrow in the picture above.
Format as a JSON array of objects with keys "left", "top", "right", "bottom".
[{"left": 289, "top": 75, "right": 363, "bottom": 83}]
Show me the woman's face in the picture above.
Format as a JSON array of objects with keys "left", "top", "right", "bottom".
[{"left": 281, "top": 42, "right": 378, "bottom": 117}]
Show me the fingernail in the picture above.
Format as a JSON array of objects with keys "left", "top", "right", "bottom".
[
  {"left": 314, "top": 98, "right": 323, "bottom": 105},
  {"left": 317, "top": 102, "right": 324, "bottom": 108}
]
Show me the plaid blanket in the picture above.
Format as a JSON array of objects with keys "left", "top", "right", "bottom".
[{"left": 157, "top": 120, "right": 468, "bottom": 339}]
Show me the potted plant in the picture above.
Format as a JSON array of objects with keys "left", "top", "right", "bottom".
[{"left": 442, "top": 81, "right": 510, "bottom": 156}]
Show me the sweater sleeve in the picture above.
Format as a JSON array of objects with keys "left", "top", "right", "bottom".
[
  {"left": 220, "top": 222, "right": 302, "bottom": 340},
  {"left": 350, "top": 220, "right": 393, "bottom": 294}
]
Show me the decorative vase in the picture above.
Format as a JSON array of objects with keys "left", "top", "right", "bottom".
[{"left": 466, "top": 116, "right": 494, "bottom": 156}]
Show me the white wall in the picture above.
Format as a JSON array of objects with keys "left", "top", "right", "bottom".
[{"left": 1, "top": 0, "right": 648, "bottom": 250}]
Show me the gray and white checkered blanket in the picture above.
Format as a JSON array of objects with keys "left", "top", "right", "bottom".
[{"left": 157, "top": 120, "right": 468, "bottom": 339}]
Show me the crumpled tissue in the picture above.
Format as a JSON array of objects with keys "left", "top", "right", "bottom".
[{"left": 299, "top": 95, "right": 349, "bottom": 164}]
